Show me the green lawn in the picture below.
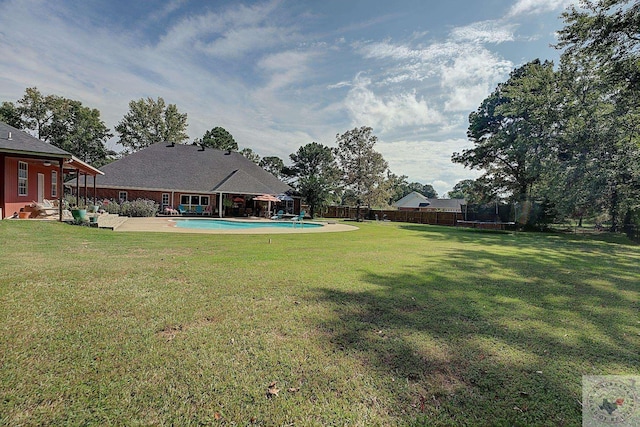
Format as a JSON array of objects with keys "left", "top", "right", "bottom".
[{"left": 0, "top": 220, "right": 638, "bottom": 426}]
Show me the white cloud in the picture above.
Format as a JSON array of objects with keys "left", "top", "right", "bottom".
[
  {"left": 146, "top": 0, "right": 188, "bottom": 24},
  {"left": 156, "top": 1, "right": 297, "bottom": 58},
  {"left": 348, "top": 28, "right": 513, "bottom": 116},
  {"left": 450, "top": 20, "right": 516, "bottom": 44},
  {"left": 507, "top": 0, "right": 577, "bottom": 17},
  {"left": 377, "top": 138, "right": 481, "bottom": 196},
  {"left": 0, "top": 0, "right": 569, "bottom": 191},
  {"left": 197, "top": 26, "right": 296, "bottom": 58},
  {"left": 440, "top": 48, "right": 513, "bottom": 112},
  {"left": 344, "top": 75, "right": 444, "bottom": 133},
  {"left": 327, "top": 81, "right": 352, "bottom": 89},
  {"left": 356, "top": 39, "right": 461, "bottom": 64}
]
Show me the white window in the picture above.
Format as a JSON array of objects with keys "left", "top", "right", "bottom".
[
  {"left": 119, "top": 191, "right": 128, "bottom": 202},
  {"left": 51, "top": 170, "right": 58, "bottom": 197},
  {"left": 162, "top": 193, "right": 170, "bottom": 207},
  {"left": 18, "top": 161, "right": 28, "bottom": 196}
]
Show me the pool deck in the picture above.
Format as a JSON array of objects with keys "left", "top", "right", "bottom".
[{"left": 113, "top": 217, "right": 358, "bottom": 234}]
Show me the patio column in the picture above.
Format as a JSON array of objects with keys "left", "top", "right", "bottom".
[
  {"left": 58, "top": 160, "right": 64, "bottom": 222},
  {"left": 83, "top": 173, "right": 88, "bottom": 207},
  {"left": 219, "top": 192, "right": 223, "bottom": 218},
  {"left": 75, "top": 168, "right": 80, "bottom": 207}
]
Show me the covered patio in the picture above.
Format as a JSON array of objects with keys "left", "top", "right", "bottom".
[{"left": 0, "top": 121, "right": 103, "bottom": 221}]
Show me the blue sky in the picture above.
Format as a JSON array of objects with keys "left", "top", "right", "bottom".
[{"left": 0, "top": 0, "right": 577, "bottom": 196}]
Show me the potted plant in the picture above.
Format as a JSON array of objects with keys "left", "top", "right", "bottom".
[{"left": 71, "top": 206, "right": 88, "bottom": 222}]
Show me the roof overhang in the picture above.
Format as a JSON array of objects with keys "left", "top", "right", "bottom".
[
  {"left": 65, "top": 156, "right": 104, "bottom": 176},
  {"left": 72, "top": 184, "right": 291, "bottom": 197},
  {"left": 0, "top": 149, "right": 69, "bottom": 161}
]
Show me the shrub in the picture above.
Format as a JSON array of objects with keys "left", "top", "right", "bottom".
[
  {"left": 64, "top": 195, "right": 77, "bottom": 209},
  {"left": 100, "top": 199, "right": 120, "bottom": 214},
  {"left": 120, "top": 199, "right": 159, "bottom": 217}
]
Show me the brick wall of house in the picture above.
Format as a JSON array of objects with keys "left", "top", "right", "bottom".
[
  {"left": 92, "top": 189, "right": 220, "bottom": 211},
  {"left": 95, "top": 189, "right": 175, "bottom": 207}
]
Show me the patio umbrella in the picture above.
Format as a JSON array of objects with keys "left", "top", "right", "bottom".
[
  {"left": 276, "top": 193, "right": 293, "bottom": 201},
  {"left": 277, "top": 193, "right": 294, "bottom": 213},
  {"left": 253, "top": 194, "right": 280, "bottom": 216}
]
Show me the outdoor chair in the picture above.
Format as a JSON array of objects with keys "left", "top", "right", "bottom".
[
  {"left": 28, "top": 200, "right": 58, "bottom": 218},
  {"left": 177, "top": 204, "right": 187, "bottom": 215},
  {"left": 195, "top": 205, "right": 203, "bottom": 215},
  {"left": 164, "top": 206, "right": 179, "bottom": 215},
  {"left": 291, "top": 210, "right": 305, "bottom": 223},
  {"left": 270, "top": 210, "right": 284, "bottom": 220},
  {"left": 203, "top": 205, "right": 212, "bottom": 216}
]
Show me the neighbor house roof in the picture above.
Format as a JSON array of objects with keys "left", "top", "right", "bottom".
[
  {"left": 393, "top": 191, "right": 465, "bottom": 211},
  {"left": 393, "top": 191, "right": 429, "bottom": 208},
  {"left": 424, "top": 199, "right": 466, "bottom": 211},
  {"left": 70, "top": 142, "right": 291, "bottom": 195}
]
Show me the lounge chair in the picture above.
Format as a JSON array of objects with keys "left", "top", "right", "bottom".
[
  {"left": 203, "top": 205, "right": 212, "bottom": 216},
  {"left": 291, "top": 210, "right": 305, "bottom": 225},
  {"left": 195, "top": 205, "right": 203, "bottom": 215},
  {"left": 164, "top": 206, "right": 179, "bottom": 215},
  {"left": 270, "top": 210, "right": 284, "bottom": 220},
  {"left": 177, "top": 204, "right": 187, "bottom": 215},
  {"left": 28, "top": 200, "right": 59, "bottom": 218}
]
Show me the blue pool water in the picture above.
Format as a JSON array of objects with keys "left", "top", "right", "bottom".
[{"left": 174, "top": 219, "right": 322, "bottom": 230}]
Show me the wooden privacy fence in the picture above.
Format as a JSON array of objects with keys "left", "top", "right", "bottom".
[{"left": 324, "top": 206, "right": 463, "bottom": 227}]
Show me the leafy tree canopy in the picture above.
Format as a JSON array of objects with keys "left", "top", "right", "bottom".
[
  {"left": 422, "top": 184, "right": 438, "bottom": 199},
  {"left": 259, "top": 156, "right": 285, "bottom": 179},
  {"left": 287, "top": 142, "right": 341, "bottom": 218},
  {"left": 336, "top": 126, "right": 389, "bottom": 208},
  {"left": 5, "top": 87, "right": 113, "bottom": 165},
  {"left": 198, "top": 126, "right": 238, "bottom": 151},
  {"left": 452, "top": 59, "right": 558, "bottom": 202},
  {"left": 557, "top": 0, "right": 639, "bottom": 88},
  {"left": 240, "top": 147, "right": 260, "bottom": 164},
  {"left": 115, "top": 97, "right": 188, "bottom": 153},
  {"left": 0, "top": 101, "right": 22, "bottom": 128}
]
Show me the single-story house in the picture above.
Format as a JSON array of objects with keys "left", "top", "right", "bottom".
[
  {"left": 68, "top": 142, "right": 294, "bottom": 217},
  {"left": 0, "top": 121, "right": 103, "bottom": 220},
  {"left": 393, "top": 191, "right": 465, "bottom": 213}
]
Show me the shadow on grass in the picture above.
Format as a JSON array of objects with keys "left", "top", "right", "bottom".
[
  {"left": 312, "top": 227, "right": 639, "bottom": 426},
  {"left": 399, "top": 224, "right": 639, "bottom": 247}
]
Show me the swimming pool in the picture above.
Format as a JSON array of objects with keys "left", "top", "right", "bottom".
[{"left": 173, "top": 219, "right": 323, "bottom": 230}]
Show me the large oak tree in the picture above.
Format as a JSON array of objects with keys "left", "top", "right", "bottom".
[{"left": 452, "top": 60, "right": 558, "bottom": 203}]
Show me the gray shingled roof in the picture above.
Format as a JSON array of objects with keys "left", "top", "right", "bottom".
[
  {"left": 426, "top": 199, "right": 466, "bottom": 210},
  {"left": 73, "top": 142, "right": 291, "bottom": 195},
  {"left": 0, "top": 121, "right": 71, "bottom": 157}
]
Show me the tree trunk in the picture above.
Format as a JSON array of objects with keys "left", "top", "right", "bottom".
[{"left": 609, "top": 185, "right": 619, "bottom": 232}]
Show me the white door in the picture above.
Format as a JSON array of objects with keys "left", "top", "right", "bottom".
[{"left": 37, "top": 173, "right": 44, "bottom": 203}]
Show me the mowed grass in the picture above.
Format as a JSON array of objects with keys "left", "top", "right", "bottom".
[{"left": 0, "top": 220, "right": 638, "bottom": 426}]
